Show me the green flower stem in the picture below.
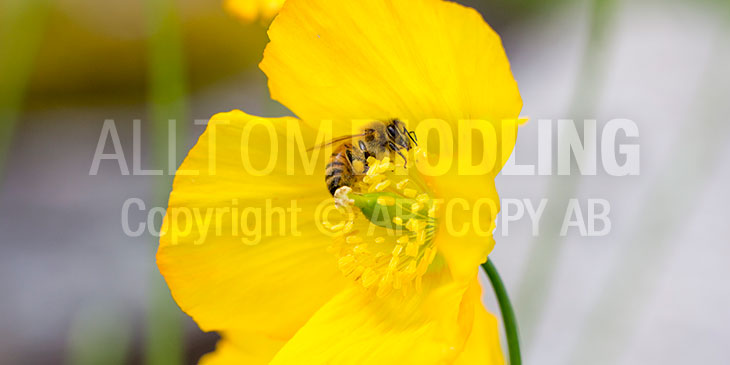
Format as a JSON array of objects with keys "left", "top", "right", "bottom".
[
  {"left": 482, "top": 258, "right": 521, "bottom": 365},
  {"left": 145, "top": 0, "right": 188, "bottom": 364}
]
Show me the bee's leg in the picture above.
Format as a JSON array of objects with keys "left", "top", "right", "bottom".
[{"left": 397, "top": 150, "right": 408, "bottom": 168}]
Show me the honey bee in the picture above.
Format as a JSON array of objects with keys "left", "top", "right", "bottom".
[{"left": 317, "top": 119, "right": 418, "bottom": 195}]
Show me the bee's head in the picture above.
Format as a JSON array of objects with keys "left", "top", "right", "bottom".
[{"left": 385, "top": 119, "right": 417, "bottom": 150}]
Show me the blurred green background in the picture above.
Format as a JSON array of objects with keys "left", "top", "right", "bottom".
[{"left": 1, "top": 0, "right": 729, "bottom": 364}]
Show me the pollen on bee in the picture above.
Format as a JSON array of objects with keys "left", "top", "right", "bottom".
[{"left": 352, "top": 160, "right": 365, "bottom": 173}]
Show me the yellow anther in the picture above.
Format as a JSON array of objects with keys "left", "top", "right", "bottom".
[
  {"left": 338, "top": 255, "right": 355, "bottom": 272},
  {"left": 381, "top": 269, "right": 393, "bottom": 286},
  {"left": 329, "top": 146, "right": 439, "bottom": 297},
  {"left": 416, "top": 194, "right": 430, "bottom": 204},
  {"left": 388, "top": 256, "right": 400, "bottom": 270},
  {"left": 414, "top": 275, "right": 423, "bottom": 293},
  {"left": 363, "top": 174, "right": 385, "bottom": 185},
  {"left": 405, "top": 260, "right": 417, "bottom": 275},
  {"left": 371, "top": 179, "right": 391, "bottom": 192},
  {"left": 377, "top": 196, "right": 396, "bottom": 206},
  {"left": 417, "top": 249, "right": 431, "bottom": 274},
  {"left": 350, "top": 265, "right": 365, "bottom": 279},
  {"left": 427, "top": 247, "right": 437, "bottom": 262},
  {"left": 361, "top": 268, "right": 379, "bottom": 288},
  {"left": 377, "top": 272, "right": 394, "bottom": 298},
  {"left": 376, "top": 162, "right": 393, "bottom": 174},
  {"left": 396, "top": 178, "right": 410, "bottom": 190},
  {"left": 428, "top": 204, "right": 438, "bottom": 218},
  {"left": 405, "top": 241, "right": 418, "bottom": 257},
  {"left": 346, "top": 235, "right": 363, "bottom": 244},
  {"left": 417, "top": 230, "right": 427, "bottom": 245},
  {"left": 401, "top": 281, "right": 411, "bottom": 297}
]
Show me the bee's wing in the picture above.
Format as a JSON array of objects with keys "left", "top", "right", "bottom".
[{"left": 307, "top": 133, "right": 365, "bottom": 152}]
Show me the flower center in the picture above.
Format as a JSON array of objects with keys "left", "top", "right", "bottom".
[{"left": 323, "top": 148, "right": 439, "bottom": 297}]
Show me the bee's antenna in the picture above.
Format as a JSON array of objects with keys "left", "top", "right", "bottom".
[{"left": 408, "top": 130, "right": 418, "bottom": 145}]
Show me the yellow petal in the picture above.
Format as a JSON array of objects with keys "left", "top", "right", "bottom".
[
  {"left": 454, "top": 281, "right": 505, "bottom": 364},
  {"left": 199, "top": 331, "right": 286, "bottom": 365},
  {"left": 157, "top": 110, "right": 346, "bottom": 340},
  {"left": 270, "top": 273, "right": 488, "bottom": 364},
  {"left": 261, "top": 0, "right": 522, "bottom": 135},
  {"left": 428, "top": 174, "right": 501, "bottom": 284}
]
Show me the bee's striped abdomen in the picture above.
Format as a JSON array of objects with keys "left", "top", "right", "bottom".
[{"left": 325, "top": 143, "right": 367, "bottom": 195}]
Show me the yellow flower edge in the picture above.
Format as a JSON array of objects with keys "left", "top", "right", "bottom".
[{"left": 159, "top": 0, "right": 523, "bottom": 362}]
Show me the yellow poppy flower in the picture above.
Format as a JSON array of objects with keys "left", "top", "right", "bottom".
[
  {"left": 224, "top": 0, "right": 286, "bottom": 23},
  {"left": 158, "top": 0, "right": 522, "bottom": 363}
]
